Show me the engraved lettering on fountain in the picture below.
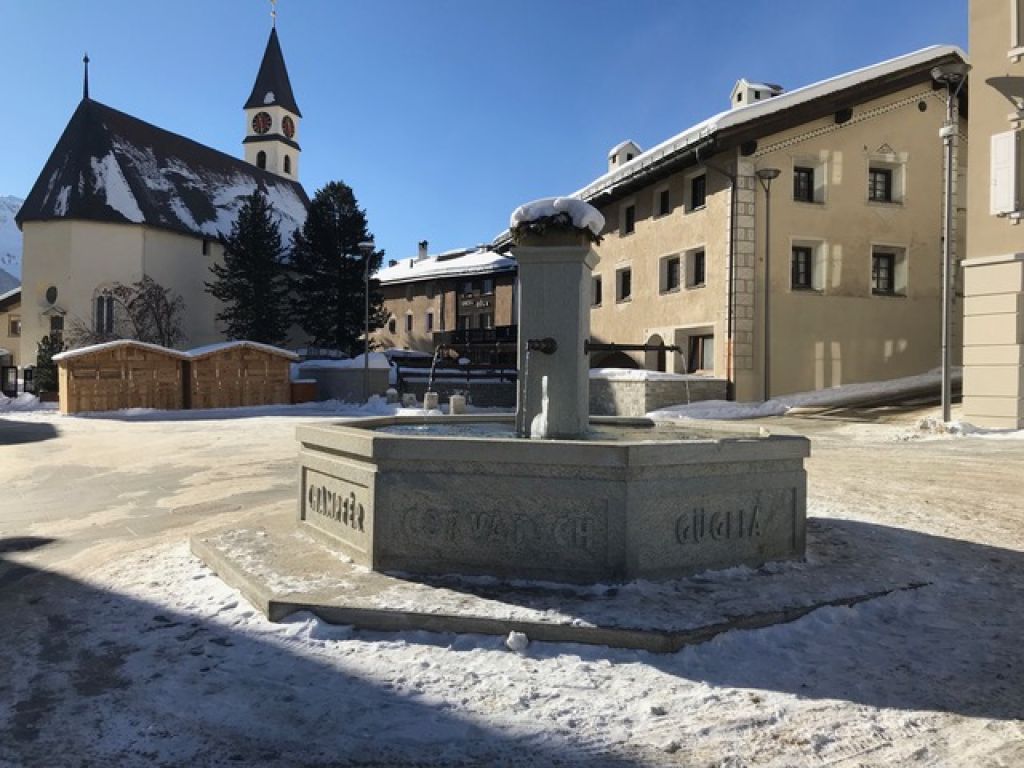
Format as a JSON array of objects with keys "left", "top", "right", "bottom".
[
  {"left": 308, "top": 483, "right": 365, "bottom": 533},
  {"left": 675, "top": 506, "right": 762, "bottom": 545}
]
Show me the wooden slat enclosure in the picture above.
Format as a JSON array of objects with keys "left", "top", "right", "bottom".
[
  {"left": 188, "top": 345, "right": 293, "bottom": 410},
  {"left": 58, "top": 343, "right": 184, "bottom": 415}
]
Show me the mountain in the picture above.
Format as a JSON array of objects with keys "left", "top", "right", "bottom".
[{"left": 0, "top": 195, "right": 23, "bottom": 280}]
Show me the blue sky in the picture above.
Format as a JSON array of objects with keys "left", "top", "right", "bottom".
[{"left": 1, "top": 0, "right": 966, "bottom": 260}]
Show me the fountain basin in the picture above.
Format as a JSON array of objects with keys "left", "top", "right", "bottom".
[{"left": 297, "top": 415, "right": 809, "bottom": 584}]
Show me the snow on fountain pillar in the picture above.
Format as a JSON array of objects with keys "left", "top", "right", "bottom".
[{"left": 510, "top": 198, "right": 604, "bottom": 439}]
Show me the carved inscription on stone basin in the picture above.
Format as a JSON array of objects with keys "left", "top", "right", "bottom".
[
  {"left": 385, "top": 496, "right": 609, "bottom": 571},
  {"left": 302, "top": 468, "right": 369, "bottom": 553}
]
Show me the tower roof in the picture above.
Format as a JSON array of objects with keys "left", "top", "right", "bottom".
[
  {"left": 244, "top": 28, "right": 302, "bottom": 117},
  {"left": 17, "top": 99, "right": 309, "bottom": 241}
]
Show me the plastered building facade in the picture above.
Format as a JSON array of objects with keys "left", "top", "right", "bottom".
[{"left": 576, "top": 46, "right": 967, "bottom": 402}]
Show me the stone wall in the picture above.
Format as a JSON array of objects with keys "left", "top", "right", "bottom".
[{"left": 589, "top": 376, "right": 728, "bottom": 417}]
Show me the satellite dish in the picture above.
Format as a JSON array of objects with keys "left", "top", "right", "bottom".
[{"left": 45, "top": 286, "right": 58, "bottom": 305}]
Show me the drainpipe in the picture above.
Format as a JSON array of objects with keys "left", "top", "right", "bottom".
[{"left": 695, "top": 141, "right": 737, "bottom": 400}]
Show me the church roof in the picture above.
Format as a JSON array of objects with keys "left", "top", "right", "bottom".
[
  {"left": 244, "top": 28, "right": 302, "bottom": 117},
  {"left": 16, "top": 98, "right": 309, "bottom": 242}
]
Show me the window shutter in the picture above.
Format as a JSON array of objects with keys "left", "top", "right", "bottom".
[{"left": 990, "top": 130, "right": 1019, "bottom": 215}]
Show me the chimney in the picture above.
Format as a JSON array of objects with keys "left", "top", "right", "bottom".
[{"left": 417, "top": 240, "right": 429, "bottom": 261}]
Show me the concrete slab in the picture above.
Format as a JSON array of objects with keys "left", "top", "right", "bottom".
[{"left": 191, "top": 512, "right": 925, "bottom": 654}]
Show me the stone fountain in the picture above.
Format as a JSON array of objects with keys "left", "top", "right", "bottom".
[{"left": 295, "top": 198, "right": 809, "bottom": 584}]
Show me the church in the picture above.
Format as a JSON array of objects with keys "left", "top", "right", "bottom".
[{"left": 14, "top": 24, "right": 309, "bottom": 366}]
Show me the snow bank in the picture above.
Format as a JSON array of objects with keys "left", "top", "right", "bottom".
[
  {"left": 298, "top": 352, "right": 390, "bottom": 370},
  {"left": 0, "top": 393, "right": 51, "bottom": 413},
  {"left": 509, "top": 197, "right": 605, "bottom": 237},
  {"left": 590, "top": 368, "right": 712, "bottom": 382},
  {"left": 650, "top": 399, "right": 789, "bottom": 421}
]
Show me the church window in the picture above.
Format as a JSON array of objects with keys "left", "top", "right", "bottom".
[
  {"left": 284, "top": 155, "right": 292, "bottom": 174},
  {"left": 95, "top": 294, "right": 115, "bottom": 335},
  {"left": 257, "top": 151, "right": 267, "bottom": 170}
]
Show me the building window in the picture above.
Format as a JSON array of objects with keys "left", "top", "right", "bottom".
[
  {"left": 791, "top": 246, "right": 814, "bottom": 290},
  {"left": 616, "top": 267, "right": 632, "bottom": 302},
  {"left": 687, "top": 334, "right": 714, "bottom": 373},
  {"left": 284, "top": 155, "right": 292, "bottom": 174},
  {"left": 592, "top": 275, "right": 603, "bottom": 306},
  {"left": 95, "top": 294, "right": 115, "bottom": 335},
  {"left": 479, "top": 312, "right": 494, "bottom": 329},
  {"left": 202, "top": 239, "right": 210, "bottom": 256},
  {"left": 256, "top": 151, "right": 267, "bottom": 170},
  {"left": 457, "top": 315, "right": 470, "bottom": 330},
  {"left": 622, "top": 204, "right": 636, "bottom": 235},
  {"left": 49, "top": 314, "right": 64, "bottom": 342},
  {"left": 660, "top": 255, "right": 681, "bottom": 293},
  {"left": 870, "top": 247, "right": 907, "bottom": 296},
  {"left": 1013, "top": 0, "right": 1024, "bottom": 51},
  {"left": 405, "top": 313, "right": 414, "bottom": 332},
  {"left": 690, "top": 174, "right": 707, "bottom": 210},
  {"left": 482, "top": 278, "right": 494, "bottom": 294},
  {"left": 868, "top": 167, "right": 894, "bottom": 202},
  {"left": 388, "top": 317, "right": 396, "bottom": 334},
  {"left": 793, "top": 167, "right": 815, "bottom": 203},
  {"left": 656, "top": 188, "right": 671, "bottom": 217},
  {"left": 461, "top": 280, "right": 474, "bottom": 296},
  {"left": 686, "top": 249, "right": 706, "bottom": 288},
  {"left": 426, "top": 311, "right": 434, "bottom": 331},
  {"left": 990, "top": 130, "right": 1021, "bottom": 215},
  {"left": 8, "top": 315, "right": 21, "bottom": 337}
]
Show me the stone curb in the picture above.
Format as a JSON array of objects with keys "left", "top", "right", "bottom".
[{"left": 190, "top": 532, "right": 928, "bottom": 654}]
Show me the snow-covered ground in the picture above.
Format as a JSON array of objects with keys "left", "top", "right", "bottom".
[{"left": 1, "top": 399, "right": 1023, "bottom": 766}]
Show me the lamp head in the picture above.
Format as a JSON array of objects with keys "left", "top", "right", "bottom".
[
  {"left": 755, "top": 168, "right": 781, "bottom": 181},
  {"left": 931, "top": 62, "right": 970, "bottom": 86},
  {"left": 358, "top": 240, "right": 375, "bottom": 255}
]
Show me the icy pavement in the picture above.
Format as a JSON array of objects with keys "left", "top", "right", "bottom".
[{"left": 0, "top": 406, "right": 1023, "bottom": 766}]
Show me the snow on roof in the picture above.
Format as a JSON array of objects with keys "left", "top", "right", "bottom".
[
  {"left": 510, "top": 197, "right": 605, "bottom": 238},
  {"left": 574, "top": 45, "right": 966, "bottom": 201},
  {"left": 53, "top": 339, "right": 191, "bottom": 362},
  {"left": 376, "top": 247, "right": 515, "bottom": 285},
  {"left": 186, "top": 340, "right": 298, "bottom": 361}
]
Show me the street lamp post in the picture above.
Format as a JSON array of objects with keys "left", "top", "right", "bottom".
[
  {"left": 756, "top": 167, "right": 781, "bottom": 402},
  {"left": 931, "top": 62, "right": 970, "bottom": 423},
  {"left": 359, "top": 239, "right": 375, "bottom": 401}
]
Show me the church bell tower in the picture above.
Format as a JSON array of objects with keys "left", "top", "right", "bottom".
[{"left": 243, "top": 22, "right": 301, "bottom": 180}]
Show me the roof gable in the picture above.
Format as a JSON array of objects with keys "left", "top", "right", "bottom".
[
  {"left": 17, "top": 99, "right": 309, "bottom": 242},
  {"left": 244, "top": 28, "right": 302, "bottom": 117}
]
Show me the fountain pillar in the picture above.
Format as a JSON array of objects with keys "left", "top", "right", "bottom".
[{"left": 513, "top": 230, "right": 598, "bottom": 439}]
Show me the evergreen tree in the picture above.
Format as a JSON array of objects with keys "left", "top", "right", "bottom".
[
  {"left": 34, "top": 334, "right": 64, "bottom": 394},
  {"left": 206, "top": 188, "right": 292, "bottom": 344},
  {"left": 290, "top": 181, "right": 385, "bottom": 354}
]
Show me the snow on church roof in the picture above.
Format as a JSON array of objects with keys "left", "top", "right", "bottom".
[
  {"left": 376, "top": 247, "right": 516, "bottom": 285},
  {"left": 17, "top": 99, "right": 309, "bottom": 243},
  {"left": 573, "top": 45, "right": 966, "bottom": 201}
]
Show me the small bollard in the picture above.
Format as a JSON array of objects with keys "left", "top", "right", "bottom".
[
  {"left": 423, "top": 391, "right": 439, "bottom": 411},
  {"left": 401, "top": 393, "right": 418, "bottom": 408},
  {"left": 449, "top": 394, "right": 466, "bottom": 414},
  {"left": 385, "top": 388, "right": 399, "bottom": 404}
]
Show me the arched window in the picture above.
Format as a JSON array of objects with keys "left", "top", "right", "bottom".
[
  {"left": 95, "top": 293, "right": 115, "bottom": 336},
  {"left": 283, "top": 155, "right": 292, "bottom": 174},
  {"left": 256, "top": 151, "right": 267, "bottom": 170}
]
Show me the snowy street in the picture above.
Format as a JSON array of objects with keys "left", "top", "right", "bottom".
[{"left": 1, "top": 405, "right": 1022, "bottom": 767}]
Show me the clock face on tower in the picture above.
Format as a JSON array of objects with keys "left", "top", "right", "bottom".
[
  {"left": 252, "top": 112, "right": 272, "bottom": 135},
  {"left": 282, "top": 115, "right": 295, "bottom": 139}
]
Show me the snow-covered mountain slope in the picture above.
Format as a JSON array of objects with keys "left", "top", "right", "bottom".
[{"left": 0, "top": 195, "right": 24, "bottom": 280}]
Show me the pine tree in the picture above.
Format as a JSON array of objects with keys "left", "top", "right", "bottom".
[
  {"left": 290, "top": 181, "right": 385, "bottom": 354},
  {"left": 206, "top": 188, "right": 292, "bottom": 345},
  {"left": 34, "top": 334, "right": 64, "bottom": 394}
]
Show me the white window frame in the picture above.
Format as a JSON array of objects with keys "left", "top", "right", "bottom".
[
  {"left": 792, "top": 155, "right": 827, "bottom": 204},
  {"left": 686, "top": 171, "right": 708, "bottom": 212},
  {"left": 659, "top": 253, "right": 682, "bottom": 294},
  {"left": 684, "top": 247, "right": 707, "bottom": 289},
  {"left": 790, "top": 238, "right": 827, "bottom": 292},
  {"left": 991, "top": 130, "right": 1021, "bottom": 216},
  {"left": 1011, "top": 0, "right": 1024, "bottom": 59},
  {"left": 615, "top": 265, "right": 633, "bottom": 303},
  {"left": 675, "top": 325, "right": 716, "bottom": 374},
  {"left": 870, "top": 243, "right": 908, "bottom": 297},
  {"left": 867, "top": 153, "right": 906, "bottom": 205}
]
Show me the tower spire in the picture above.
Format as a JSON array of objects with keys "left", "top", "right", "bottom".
[
  {"left": 83, "top": 53, "right": 90, "bottom": 100},
  {"left": 271, "top": 0, "right": 277, "bottom": 28}
]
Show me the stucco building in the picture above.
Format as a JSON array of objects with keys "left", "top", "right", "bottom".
[
  {"left": 375, "top": 243, "right": 517, "bottom": 356},
  {"left": 0, "top": 287, "right": 21, "bottom": 368},
  {"left": 15, "top": 27, "right": 308, "bottom": 366},
  {"left": 963, "top": 2, "right": 1024, "bottom": 428},
  {"left": 544, "top": 46, "right": 968, "bottom": 402}
]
